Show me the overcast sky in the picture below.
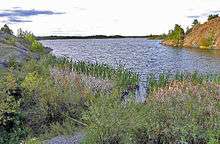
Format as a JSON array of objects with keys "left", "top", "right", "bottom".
[{"left": 0, "top": 0, "right": 220, "bottom": 36}]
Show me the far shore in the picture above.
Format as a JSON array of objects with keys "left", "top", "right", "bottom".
[{"left": 37, "top": 35, "right": 164, "bottom": 40}]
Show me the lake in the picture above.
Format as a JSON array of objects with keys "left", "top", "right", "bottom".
[{"left": 41, "top": 38, "right": 220, "bottom": 101}]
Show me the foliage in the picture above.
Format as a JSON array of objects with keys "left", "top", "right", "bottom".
[
  {"left": 2, "top": 49, "right": 220, "bottom": 144},
  {"left": 82, "top": 73, "right": 220, "bottom": 144},
  {"left": 82, "top": 93, "right": 147, "bottom": 144},
  {"left": 47, "top": 56, "right": 139, "bottom": 92},
  {"left": 0, "top": 24, "right": 13, "bottom": 35},
  {"left": 208, "top": 14, "right": 219, "bottom": 21},
  {"left": 200, "top": 34, "right": 215, "bottom": 48},
  {"left": 24, "top": 138, "right": 41, "bottom": 144},
  {"left": 146, "top": 80, "right": 220, "bottom": 143},
  {"left": 17, "top": 29, "right": 45, "bottom": 53},
  {"left": 0, "top": 70, "right": 28, "bottom": 144},
  {"left": 192, "top": 19, "right": 199, "bottom": 26},
  {"left": 166, "top": 24, "right": 185, "bottom": 45},
  {"left": 3, "top": 36, "right": 16, "bottom": 46}
]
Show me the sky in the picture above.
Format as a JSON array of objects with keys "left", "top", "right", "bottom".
[{"left": 0, "top": 0, "right": 220, "bottom": 36}]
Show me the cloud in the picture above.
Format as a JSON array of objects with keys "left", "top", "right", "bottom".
[
  {"left": 187, "top": 15, "right": 201, "bottom": 19},
  {"left": 208, "top": 10, "right": 220, "bottom": 14},
  {"left": 0, "top": 8, "right": 65, "bottom": 23},
  {"left": 8, "top": 17, "right": 32, "bottom": 23},
  {"left": 187, "top": 9, "right": 220, "bottom": 19},
  {"left": 73, "top": 7, "right": 87, "bottom": 11}
]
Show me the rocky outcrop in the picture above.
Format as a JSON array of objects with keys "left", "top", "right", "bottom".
[
  {"left": 163, "top": 17, "right": 220, "bottom": 49},
  {"left": 183, "top": 17, "right": 220, "bottom": 49},
  {"left": 0, "top": 32, "right": 51, "bottom": 69}
]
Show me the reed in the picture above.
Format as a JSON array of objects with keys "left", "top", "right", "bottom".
[{"left": 44, "top": 55, "right": 139, "bottom": 92}]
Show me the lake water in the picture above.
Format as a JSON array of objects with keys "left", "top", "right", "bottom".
[{"left": 41, "top": 38, "right": 220, "bottom": 101}]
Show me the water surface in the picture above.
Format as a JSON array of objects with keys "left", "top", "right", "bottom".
[
  {"left": 41, "top": 38, "right": 220, "bottom": 75},
  {"left": 41, "top": 38, "right": 220, "bottom": 101}
]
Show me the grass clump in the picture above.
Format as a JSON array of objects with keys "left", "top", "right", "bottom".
[
  {"left": 82, "top": 93, "right": 148, "bottom": 144},
  {"left": 82, "top": 72, "right": 220, "bottom": 144}
]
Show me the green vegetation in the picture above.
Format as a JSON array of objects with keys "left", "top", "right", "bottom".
[
  {"left": 146, "top": 34, "right": 167, "bottom": 40},
  {"left": 0, "top": 53, "right": 139, "bottom": 143},
  {"left": 200, "top": 33, "right": 215, "bottom": 48},
  {"left": 17, "top": 29, "right": 45, "bottom": 53},
  {"left": 1, "top": 52, "right": 220, "bottom": 143},
  {"left": 3, "top": 36, "right": 16, "bottom": 46},
  {"left": 192, "top": 19, "right": 200, "bottom": 26},
  {"left": 186, "top": 19, "right": 200, "bottom": 35},
  {"left": 208, "top": 14, "right": 219, "bottom": 21},
  {"left": 166, "top": 24, "right": 185, "bottom": 46},
  {"left": 0, "top": 24, "right": 13, "bottom": 35},
  {"left": 82, "top": 73, "right": 220, "bottom": 143},
  {"left": 1, "top": 25, "right": 220, "bottom": 143}
]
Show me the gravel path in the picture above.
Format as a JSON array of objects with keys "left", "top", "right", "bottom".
[{"left": 44, "top": 132, "right": 85, "bottom": 144}]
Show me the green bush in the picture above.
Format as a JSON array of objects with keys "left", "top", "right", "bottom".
[
  {"left": 17, "top": 29, "right": 45, "bottom": 53},
  {"left": 14, "top": 57, "right": 89, "bottom": 138},
  {"left": 0, "top": 71, "right": 28, "bottom": 144},
  {"left": 146, "top": 81, "right": 220, "bottom": 143},
  {"left": 208, "top": 14, "right": 219, "bottom": 21},
  {"left": 24, "top": 34, "right": 45, "bottom": 53},
  {"left": 166, "top": 24, "right": 185, "bottom": 46},
  {"left": 3, "top": 36, "right": 16, "bottom": 46},
  {"left": 200, "top": 34, "right": 215, "bottom": 48},
  {"left": 82, "top": 94, "right": 148, "bottom": 144},
  {"left": 82, "top": 73, "right": 220, "bottom": 144},
  {"left": 1, "top": 24, "right": 13, "bottom": 35}
]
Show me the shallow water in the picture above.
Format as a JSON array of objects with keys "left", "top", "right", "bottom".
[{"left": 41, "top": 38, "right": 220, "bottom": 101}]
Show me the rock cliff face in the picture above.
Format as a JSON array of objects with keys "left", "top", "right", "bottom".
[
  {"left": 183, "top": 17, "right": 220, "bottom": 49},
  {"left": 163, "top": 17, "right": 220, "bottom": 49},
  {"left": 0, "top": 32, "right": 51, "bottom": 69}
]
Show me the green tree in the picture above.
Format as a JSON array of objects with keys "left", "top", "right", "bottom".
[
  {"left": 167, "top": 24, "right": 185, "bottom": 44},
  {"left": 192, "top": 19, "right": 199, "bottom": 26},
  {"left": 0, "top": 24, "right": 13, "bottom": 35},
  {"left": 208, "top": 14, "right": 219, "bottom": 21}
]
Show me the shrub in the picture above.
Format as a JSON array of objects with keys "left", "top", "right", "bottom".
[
  {"left": 17, "top": 58, "right": 88, "bottom": 137},
  {"left": 3, "top": 36, "right": 16, "bottom": 46},
  {"left": 0, "top": 70, "right": 28, "bottom": 144},
  {"left": 166, "top": 24, "right": 185, "bottom": 46},
  {"left": 208, "top": 14, "right": 219, "bottom": 21},
  {"left": 82, "top": 93, "right": 148, "bottom": 144},
  {"left": 24, "top": 33, "right": 45, "bottom": 53},
  {"left": 192, "top": 19, "right": 199, "bottom": 27},
  {"left": 146, "top": 81, "right": 220, "bottom": 143},
  {"left": 1, "top": 24, "right": 13, "bottom": 35},
  {"left": 82, "top": 73, "right": 220, "bottom": 144},
  {"left": 17, "top": 29, "right": 45, "bottom": 53},
  {"left": 200, "top": 34, "right": 215, "bottom": 48}
]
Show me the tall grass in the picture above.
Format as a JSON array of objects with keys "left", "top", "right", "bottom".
[
  {"left": 44, "top": 55, "right": 139, "bottom": 91},
  {"left": 147, "top": 72, "right": 220, "bottom": 93}
]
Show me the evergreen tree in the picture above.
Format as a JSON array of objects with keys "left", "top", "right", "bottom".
[
  {"left": 0, "top": 24, "right": 13, "bottom": 35},
  {"left": 167, "top": 24, "right": 185, "bottom": 42},
  {"left": 192, "top": 19, "right": 199, "bottom": 26},
  {"left": 208, "top": 14, "right": 219, "bottom": 21}
]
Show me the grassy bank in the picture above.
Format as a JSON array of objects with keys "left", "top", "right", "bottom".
[
  {"left": 0, "top": 53, "right": 140, "bottom": 144},
  {"left": 0, "top": 26, "right": 219, "bottom": 143},
  {"left": 1, "top": 55, "right": 220, "bottom": 143}
]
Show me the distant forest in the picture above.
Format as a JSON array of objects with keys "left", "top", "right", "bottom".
[{"left": 37, "top": 35, "right": 164, "bottom": 40}]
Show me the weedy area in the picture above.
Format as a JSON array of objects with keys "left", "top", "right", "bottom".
[
  {"left": 1, "top": 56, "right": 220, "bottom": 144},
  {"left": 0, "top": 25, "right": 220, "bottom": 144},
  {"left": 0, "top": 54, "right": 139, "bottom": 144},
  {"left": 81, "top": 73, "right": 220, "bottom": 144}
]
